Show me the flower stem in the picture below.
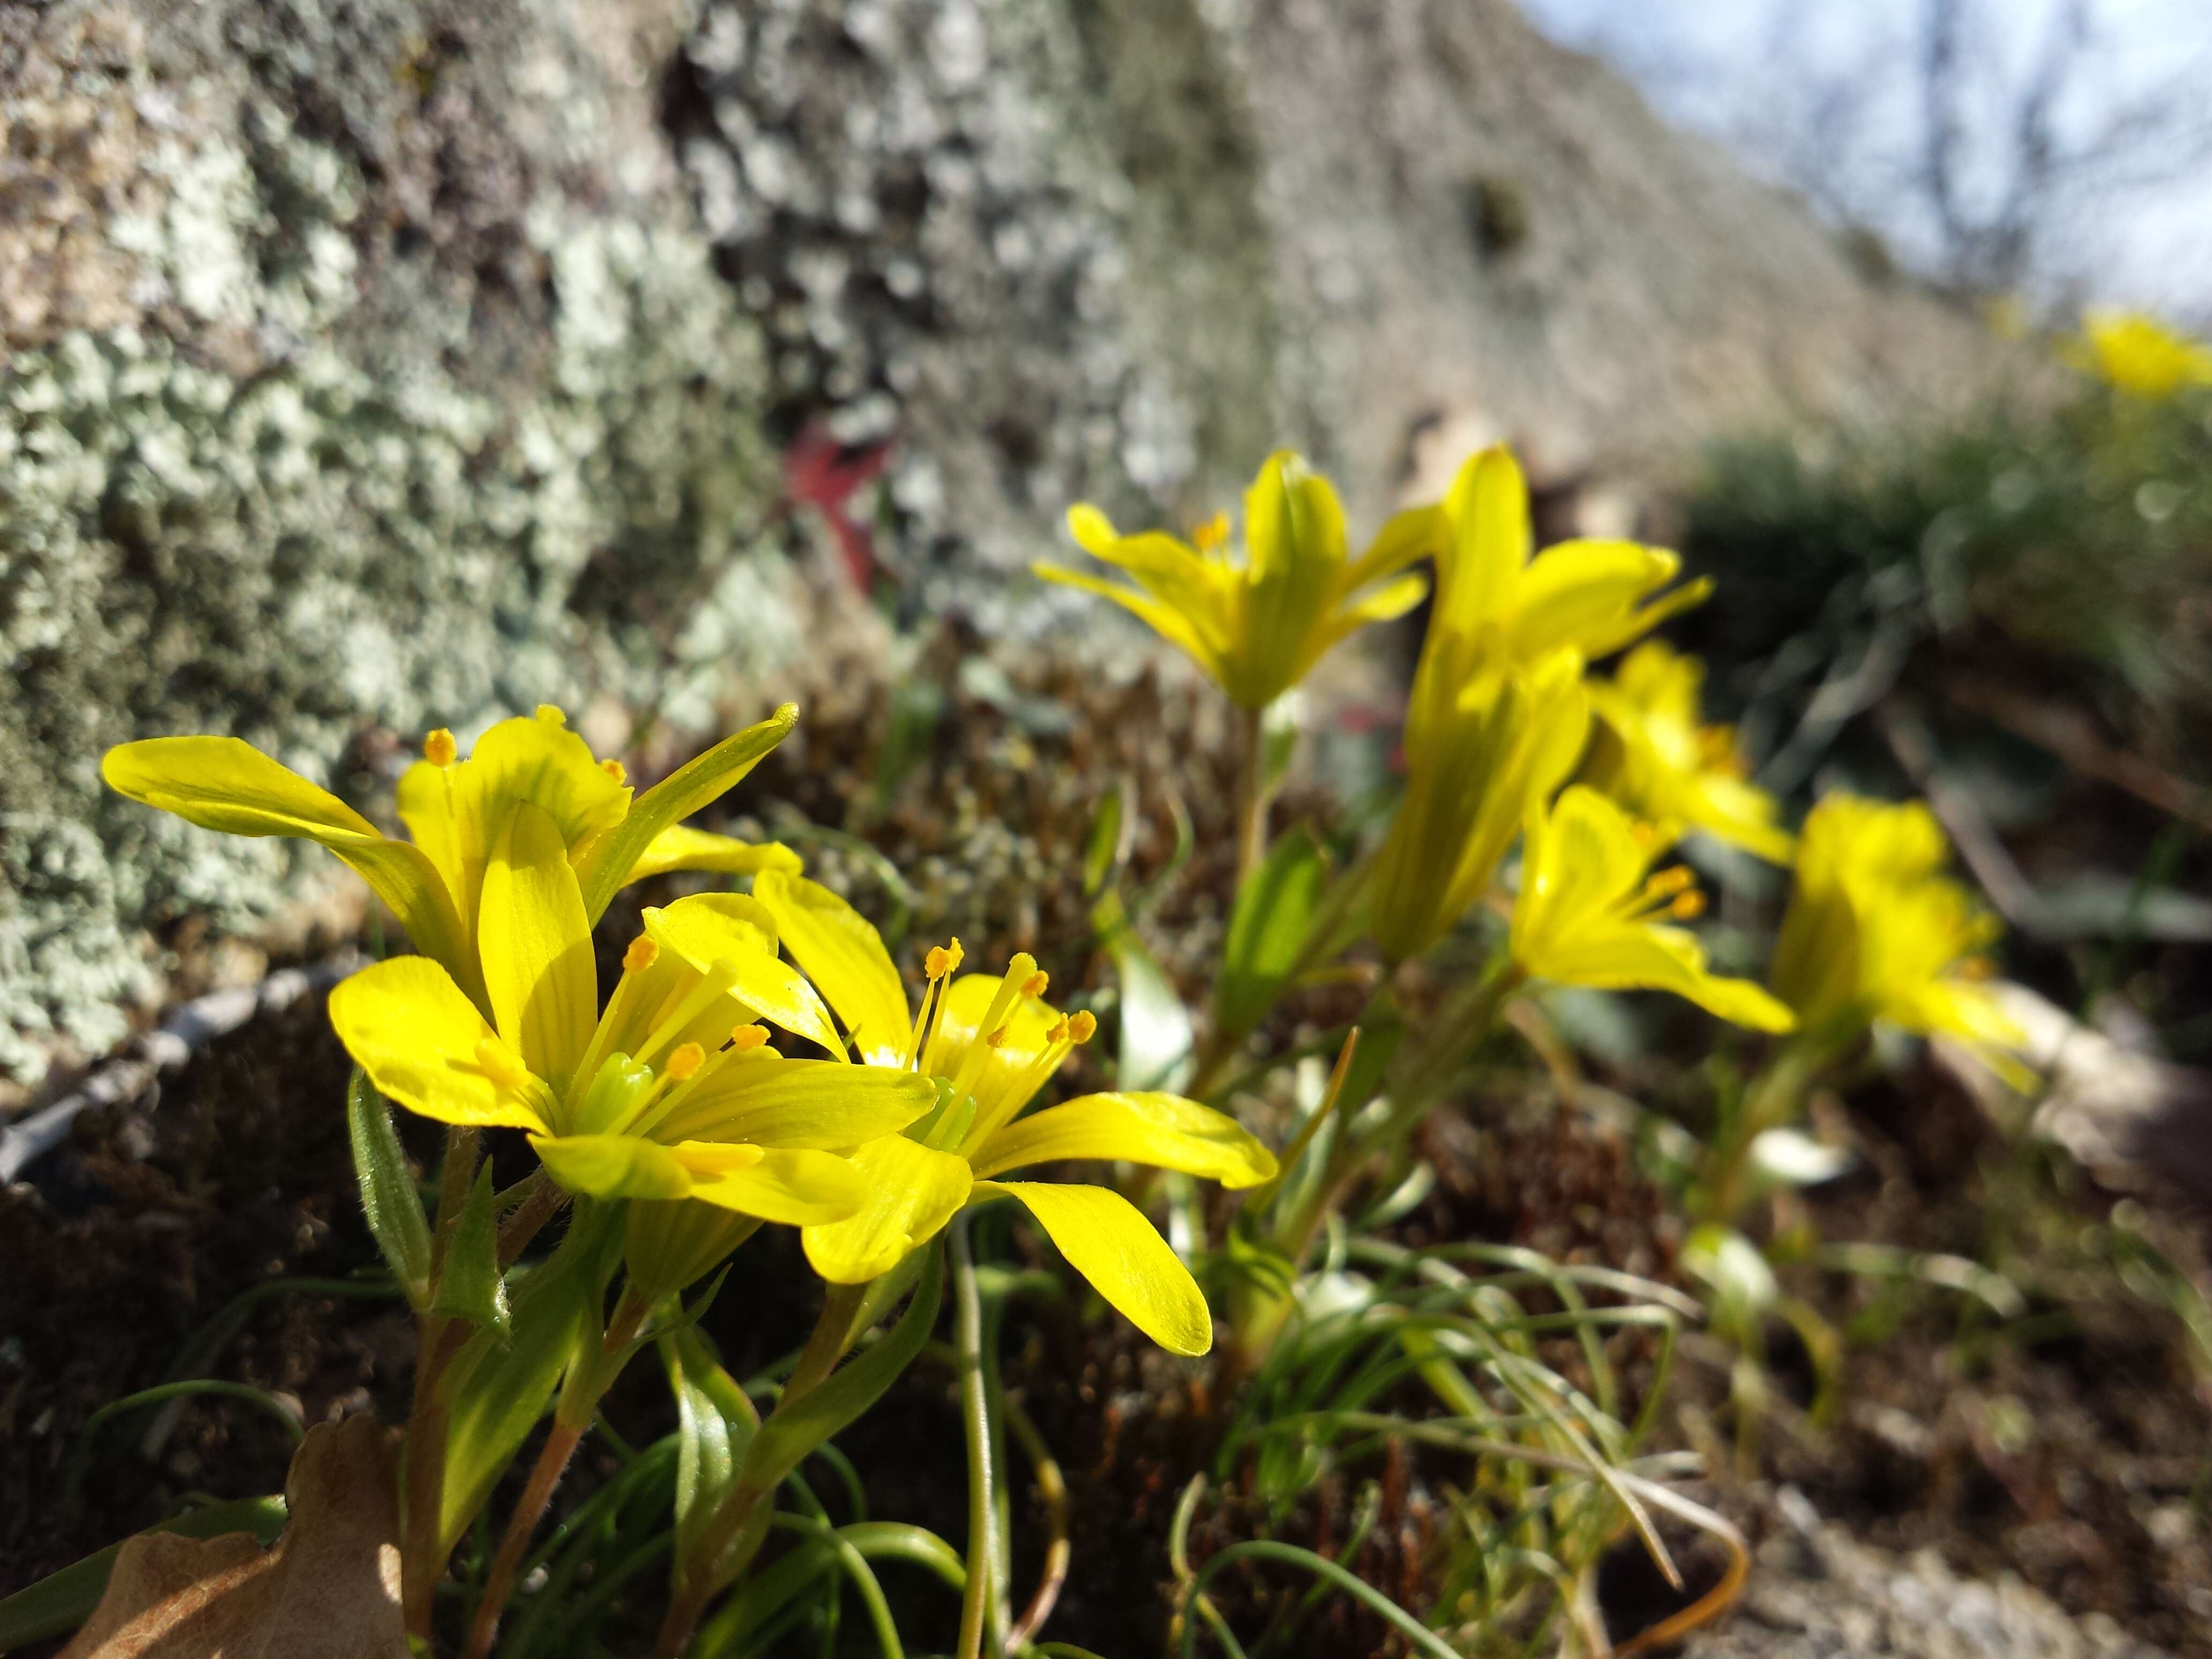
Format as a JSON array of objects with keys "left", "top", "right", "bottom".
[
  {"left": 461, "top": 1419, "right": 583, "bottom": 1659},
  {"left": 400, "top": 1124, "right": 481, "bottom": 1641},
  {"left": 1234, "top": 701, "right": 1270, "bottom": 894},
  {"left": 951, "top": 1214, "right": 999, "bottom": 1659}
]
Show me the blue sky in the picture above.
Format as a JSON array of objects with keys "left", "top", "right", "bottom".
[{"left": 1518, "top": 0, "right": 2212, "bottom": 319}]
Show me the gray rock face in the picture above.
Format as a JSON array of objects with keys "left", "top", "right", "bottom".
[{"left": 1, "top": 0, "right": 2006, "bottom": 1083}]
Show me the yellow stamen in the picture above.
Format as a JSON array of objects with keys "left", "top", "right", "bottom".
[
  {"left": 1191, "top": 511, "right": 1230, "bottom": 553},
  {"left": 665, "top": 1042, "right": 706, "bottom": 1082},
  {"left": 1643, "top": 866, "right": 1697, "bottom": 899},
  {"left": 624, "top": 936, "right": 660, "bottom": 973},
  {"left": 601, "top": 757, "right": 627, "bottom": 785},
  {"left": 925, "top": 943, "right": 956, "bottom": 980},
  {"left": 1067, "top": 1011, "right": 1097, "bottom": 1045},
  {"left": 1669, "top": 890, "right": 1707, "bottom": 921},
  {"left": 1021, "top": 970, "right": 1049, "bottom": 999},
  {"left": 946, "top": 953, "right": 1037, "bottom": 1101},
  {"left": 1045, "top": 1017, "right": 1071, "bottom": 1044},
  {"left": 730, "top": 1023, "right": 770, "bottom": 1051},
  {"left": 423, "top": 728, "right": 457, "bottom": 767},
  {"left": 984, "top": 1027, "right": 1011, "bottom": 1049}
]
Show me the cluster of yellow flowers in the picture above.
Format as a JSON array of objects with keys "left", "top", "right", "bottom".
[
  {"left": 1043, "top": 444, "right": 2021, "bottom": 1060},
  {"left": 103, "top": 708, "right": 1275, "bottom": 1360}
]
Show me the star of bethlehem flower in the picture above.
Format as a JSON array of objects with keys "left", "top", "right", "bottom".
[
  {"left": 1770, "top": 794, "right": 2027, "bottom": 1074},
  {"left": 1367, "top": 446, "right": 1710, "bottom": 963},
  {"left": 1511, "top": 786, "right": 1796, "bottom": 1032},
  {"left": 1582, "top": 641, "right": 1794, "bottom": 864},
  {"left": 1034, "top": 451, "right": 1433, "bottom": 710},
  {"left": 102, "top": 704, "right": 802, "bottom": 1015},
  {"left": 744, "top": 870, "right": 1279, "bottom": 1356},
  {"left": 327, "top": 821, "right": 936, "bottom": 1223},
  {"left": 2075, "top": 308, "right": 2212, "bottom": 400}
]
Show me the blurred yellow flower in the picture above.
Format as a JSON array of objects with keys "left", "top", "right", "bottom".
[
  {"left": 1770, "top": 794, "right": 2025, "bottom": 1067},
  {"left": 1034, "top": 451, "right": 1432, "bottom": 709},
  {"left": 2076, "top": 308, "right": 2212, "bottom": 399},
  {"left": 1418, "top": 446, "right": 1710, "bottom": 681},
  {"left": 1366, "top": 446, "right": 1710, "bottom": 963},
  {"left": 748, "top": 871, "right": 1276, "bottom": 1355},
  {"left": 1583, "top": 642, "right": 1793, "bottom": 863},
  {"left": 1369, "top": 648, "right": 1590, "bottom": 964},
  {"left": 1511, "top": 787, "right": 1796, "bottom": 1031},
  {"left": 103, "top": 706, "right": 802, "bottom": 1015}
]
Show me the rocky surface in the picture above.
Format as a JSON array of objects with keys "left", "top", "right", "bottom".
[
  {"left": 1, "top": 0, "right": 2016, "bottom": 1083},
  {"left": 1686, "top": 1487, "right": 2178, "bottom": 1659}
]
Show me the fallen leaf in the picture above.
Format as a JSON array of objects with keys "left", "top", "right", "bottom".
[{"left": 62, "top": 1414, "right": 406, "bottom": 1659}]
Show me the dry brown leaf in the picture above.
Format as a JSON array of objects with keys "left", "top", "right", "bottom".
[{"left": 61, "top": 1414, "right": 407, "bottom": 1659}]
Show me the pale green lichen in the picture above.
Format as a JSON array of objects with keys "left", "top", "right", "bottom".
[{"left": 0, "top": 116, "right": 789, "bottom": 1082}]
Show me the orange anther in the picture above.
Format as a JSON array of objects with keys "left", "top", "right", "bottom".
[
  {"left": 423, "top": 728, "right": 457, "bottom": 767},
  {"left": 1067, "top": 1011, "right": 1097, "bottom": 1045},
  {"left": 601, "top": 757, "right": 627, "bottom": 784},
  {"left": 624, "top": 936, "right": 660, "bottom": 973},
  {"left": 665, "top": 1042, "right": 706, "bottom": 1081},
  {"left": 729, "top": 1023, "right": 771, "bottom": 1051}
]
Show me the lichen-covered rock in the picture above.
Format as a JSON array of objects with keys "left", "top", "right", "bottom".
[
  {"left": 2, "top": 0, "right": 2013, "bottom": 1082},
  {"left": 0, "top": 0, "right": 793, "bottom": 1083}
]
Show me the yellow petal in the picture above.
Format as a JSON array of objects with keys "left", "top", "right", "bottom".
[
  {"left": 1527, "top": 923, "right": 1797, "bottom": 1034},
  {"left": 645, "top": 892, "right": 844, "bottom": 1055},
  {"left": 1512, "top": 786, "right": 1649, "bottom": 955},
  {"left": 801, "top": 1135, "right": 973, "bottom": 1284},
  {"left": 974, "top": 1180, "right": 1212, "bottom": 1356},
  {"left": 1032, "top": 562, "right": 1231, "bottom": 693},
  {"left": 676, "top": 1144, "right": 865, "bottom": 1226},
  {"left": 533, "top": 1133, "right": 697, "bottom": 1201},
  {"left": 1514, "top": 540, "right": 1681, "bottom": 657},
  {"left": 1434, "top": 446, "right": 1530, "bottom": 644},
  {"left": 328, "top": 958, "right": 549, "bottom": 1131},
  {"left": 1342, "top": 503, "right": 1443, "bottom": 591},
  {"left": 652, "top": 1056, "right": 937, "bottom": 1148},
  {"left": 572, "top": 705, "right": 798, "bottom": 923},
  {"left": 479, "top": 803, "right": 599, "bottom": 1090},
  {"left": 968, "top": 1093, "right": 1277, "bottom": 1189},
  {"left": 748, "top": 871, "right": 911, "bottom": 1065},
  {"left": 102, "top": 738, "right": 480, "bottom": 1004},
  {"left": 1237, "top": 452, "right": 1346, "bottom": 704},
  {"left": 619, "top": 825, "right": 804, "bottom": 885}
]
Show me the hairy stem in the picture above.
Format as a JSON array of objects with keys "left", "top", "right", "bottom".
[{"left": 460, "top": 1419, "right": 584, "bottom": 1659}]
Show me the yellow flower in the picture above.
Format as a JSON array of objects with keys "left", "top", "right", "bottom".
[
  {"left": 746, "top": 871, "right": 1277, "bottom": 1356},
  {"left": 1418, "top": 446, "right": 1711, "bottom": 681},
  {"left": 1365, "top": 447, "right": 1716, "bottom": 963},
  {"left": 2075, "top": 308, "right": 2212, "bottom": 399},
  {"left": 1033, "top": 451, "right": 1432, "bottom": 709},
  {"left": 1583, "top": 642, "right": 1793, "bottom": 864},
  {"left": 102, "top": 705, "right": 803, "bottom": 1014},
  {"left": 1369, "top": 648, "right": 1590, "bottom": 963},
  {"left": 328, "top": 819, "right": 935, "bottom": 1222},
  {"left": 1511, "top": 786, "right": 1796, "bottom": 1032},
  {"left": 1770, "top": 794, "right": 2023, "bottom": 1062}
]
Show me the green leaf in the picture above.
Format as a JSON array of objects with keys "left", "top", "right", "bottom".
[
  {"left": 347, "top": 1068, "right": 432, "bottom": 1309},
  {"left": 662, "top": 1327, "right": 760, "bottom": 1568},
  {"left": 738, "top": 1244, "right": 943, "bottom": 1495},
  {"left": 0, "top": 1496, "right": 288, "bottom": 1650},
  {"left": 430, "top": 1162, "right": 511, "bottom": 1339},
  {"left": 437, "top": 1210, "right": 612, "bottom": 1555},
  {"left": 1103, "top": 925, "right": 1193, "bottom": 1093},
  {"left": 1214, "top": 826, "right": 1327, "bottom": 1044},
  {"left": 573, "top": 704, "right": 798, "bottom": 924},
  {"left": 1082, "top": 782, "right": 1127, "bottom": 900}
]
